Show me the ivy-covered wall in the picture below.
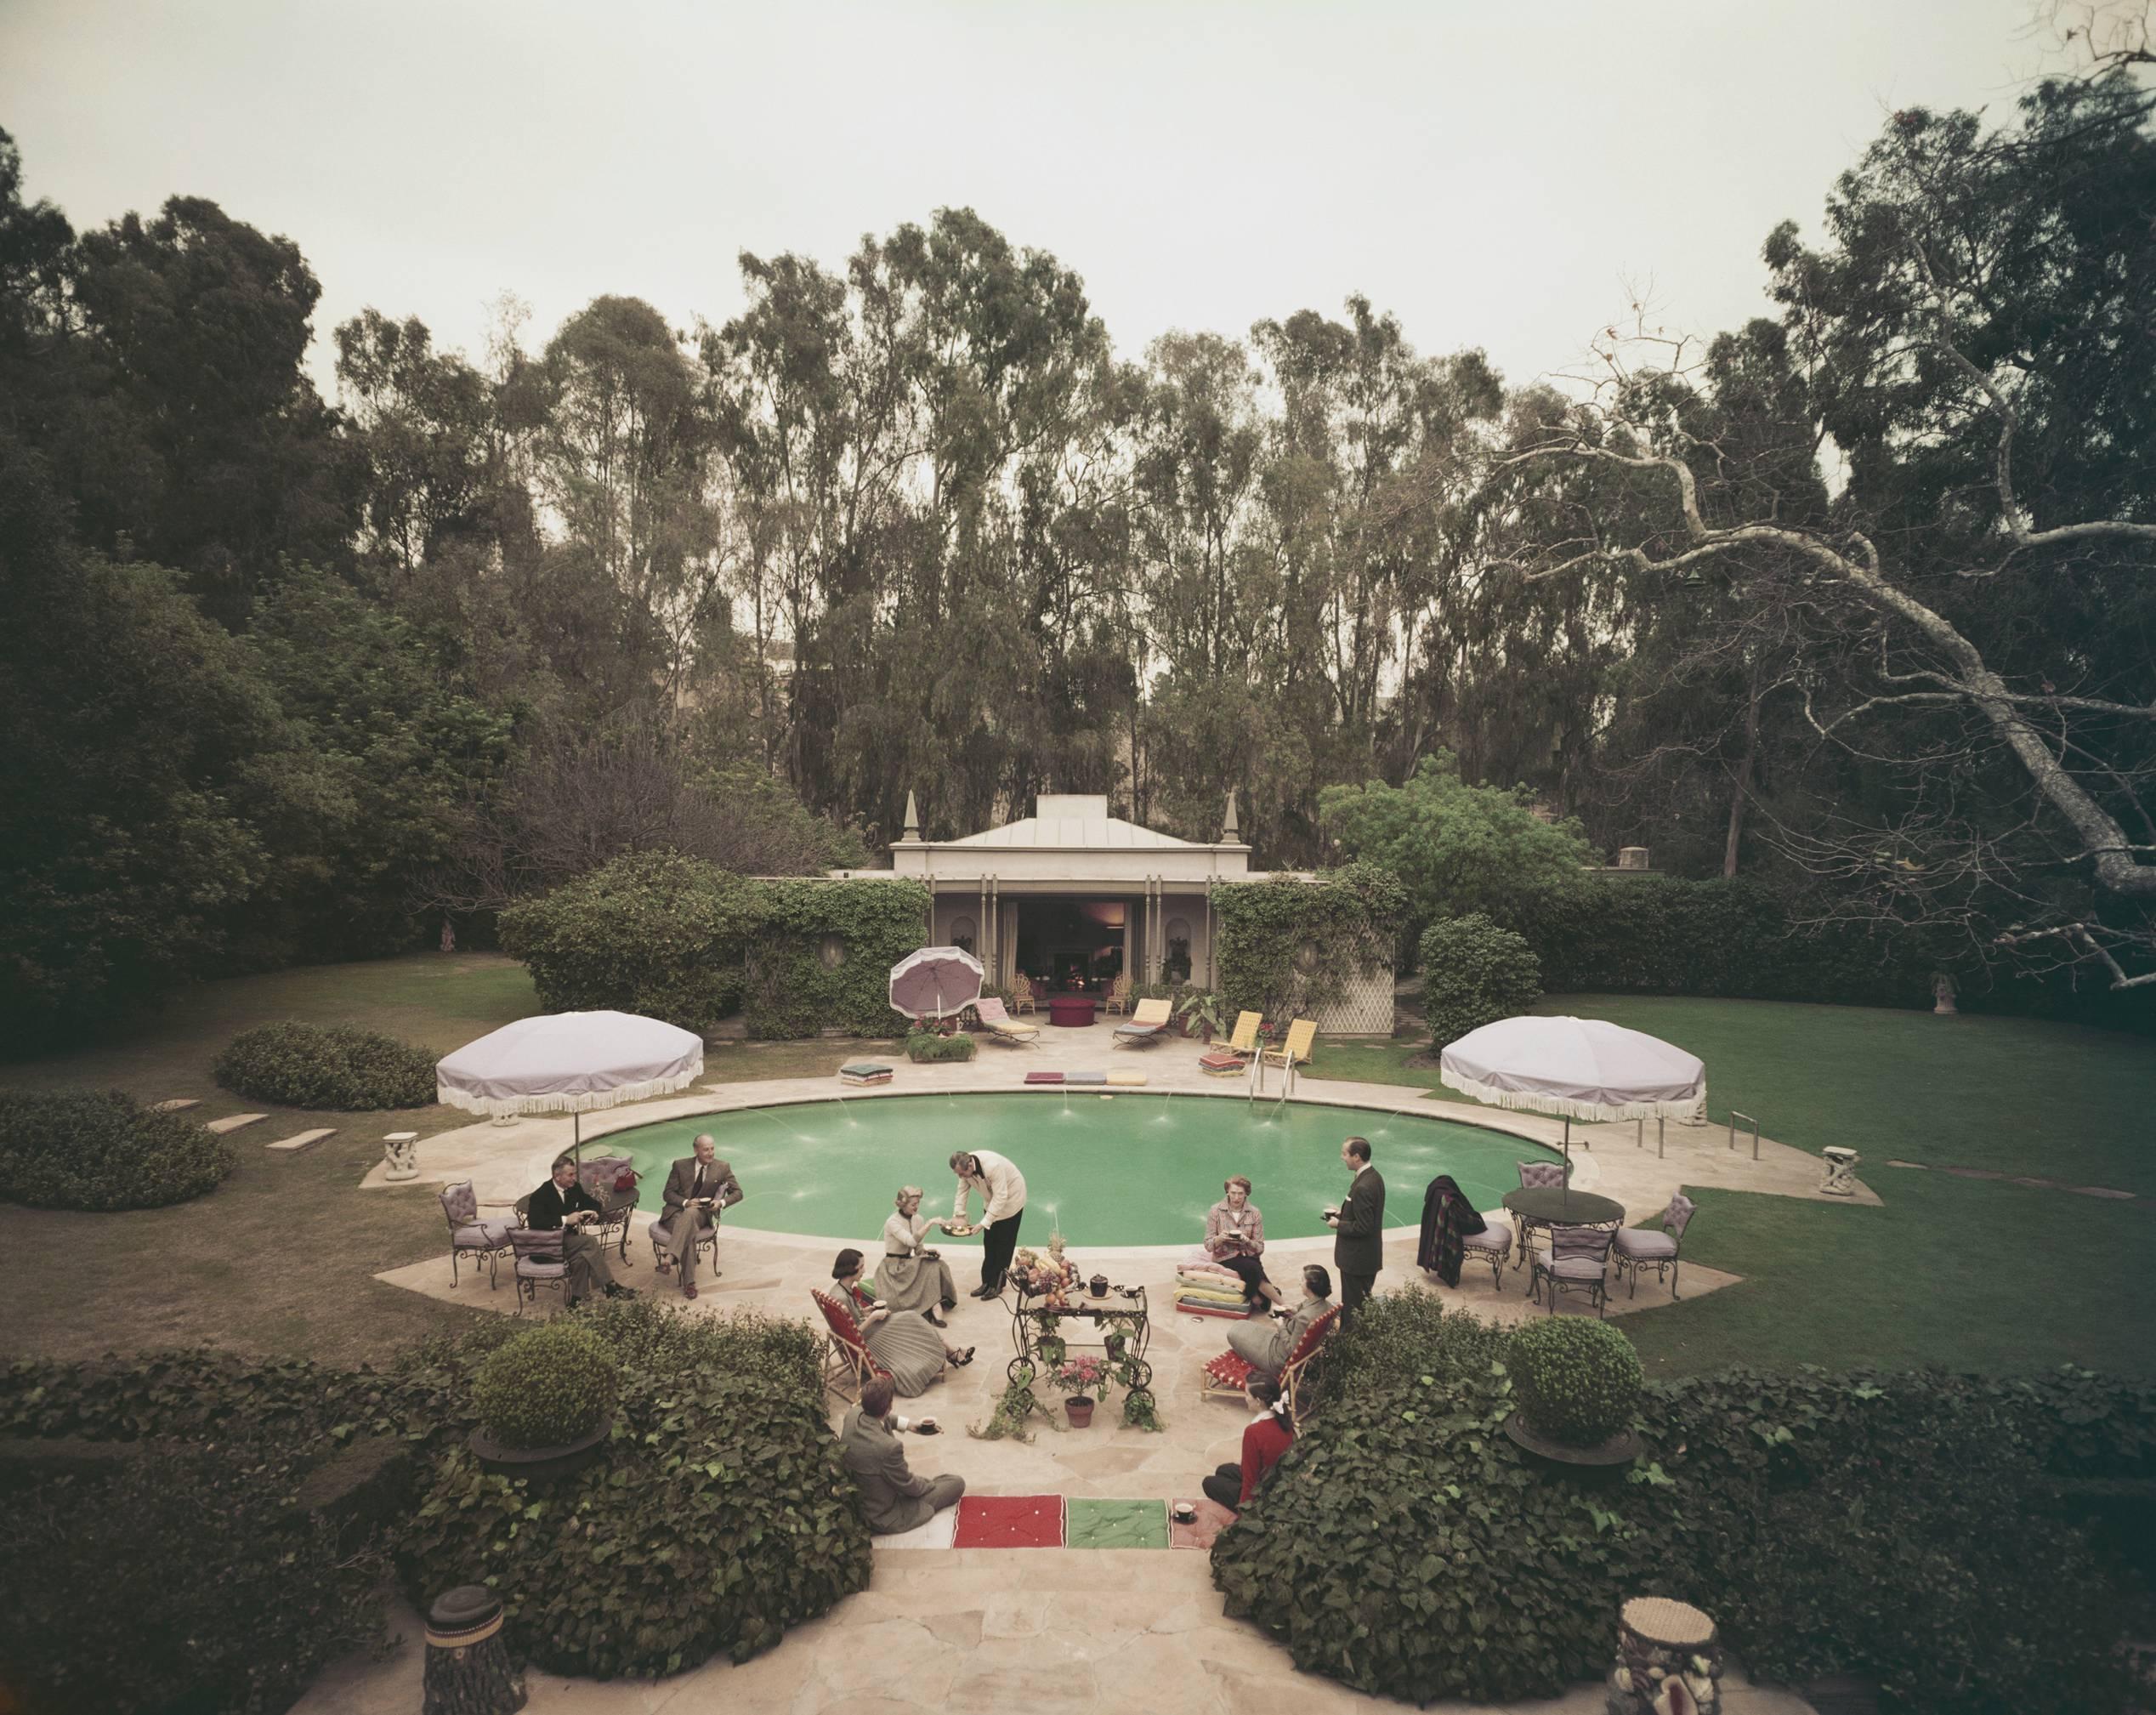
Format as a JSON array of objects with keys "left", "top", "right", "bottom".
[
  {"left": 740, "top": 877, "right": 932, "bottom": 1039},
  {"left": 1211, "top": 863, "right": 1408, "bottom": 1026}
]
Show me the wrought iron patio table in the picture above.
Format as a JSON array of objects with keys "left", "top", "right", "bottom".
[{"left": 1501, "top": 1186, "right": 1626, "bottom": 1271}]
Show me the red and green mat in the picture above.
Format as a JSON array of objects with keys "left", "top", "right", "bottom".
[{"left": 878, "top": 1495, "right": 1235, "bottom": 1551}]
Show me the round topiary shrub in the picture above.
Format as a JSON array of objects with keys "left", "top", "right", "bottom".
[
  {"left": 213, "top": 1020, "right": 438, "bottom": 1110},
  {"left": 470, "top": 1321, "right": 620, "bottom": 1451},
  {"left": 1418, "top": 913, "right": 1543, "bottom": 1049},
  {"left": 0, "top": 1089, "right": 237, "bottom": 1210},
  {"left": 1507, "top": 1316, "right": 1643, "bottom": 1446}
]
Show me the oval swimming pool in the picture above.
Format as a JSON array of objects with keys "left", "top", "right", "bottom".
[{"left": 594, "top": 1092, "right": 1554, "bottom": 1249}]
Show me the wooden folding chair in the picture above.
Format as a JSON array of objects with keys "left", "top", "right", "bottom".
[{"left": 811, "top": 1288, "right": 891, "bottom": 1403}]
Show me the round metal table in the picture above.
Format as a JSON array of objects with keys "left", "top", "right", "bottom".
[{"left": 1501, "top": 1185, "right": 1626, "bottom": 1269}]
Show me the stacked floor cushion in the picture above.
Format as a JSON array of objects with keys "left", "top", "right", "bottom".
[
  {"left": 1176, "top": 1255, "right": 1252, "bottom": 1318},
  {"left": 839, "top": 1062, "right": 894, "bottom": 1087}
]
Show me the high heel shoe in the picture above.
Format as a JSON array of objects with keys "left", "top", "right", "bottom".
[
  {"left": 924, "top": 1310, "right": 947, "bottom": 1328},
  {"left": 951, "top": 1347, "right": 975, "bottom": 1367}
]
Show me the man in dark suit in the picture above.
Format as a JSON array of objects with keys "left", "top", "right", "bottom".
[
  {"left": 1323, "top": 1135, "right": 1385, "bottom": 1315},
  {"left": 839, "top": 1375, "right": 964, "bottom": 1536},
  {"left": 525, "top": 1156, "right": 634, "bottom": 1306},
  {"left": 660, "top": 1133, "right": 742, "bottom": 1299}
]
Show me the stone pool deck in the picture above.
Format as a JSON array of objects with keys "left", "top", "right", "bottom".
[{"left": 315, "top": 1025, "right": 1858, "bottom": 1715}]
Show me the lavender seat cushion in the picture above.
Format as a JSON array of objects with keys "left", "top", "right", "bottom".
[
  {"left": 1462, "top": 1227, "right": 1511, "bottom": 1254},
  {"left": 1615, "top": 1229, "right": 1678, "bottom": 1259},
  {"left": 1547, "top": 1256, "right": 1608, "bottom": 1281},
  {"left": 516, "top": 1258, "right": 568, "bottom": 1279},
  {"left": 453, "top": 1221, "right": 513, "bottom": 1247}
]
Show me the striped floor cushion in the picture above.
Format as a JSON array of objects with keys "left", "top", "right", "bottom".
[
  {"left": 1022, "top": 1071, "right": 1064, "bottom": 1085},
  {"left": 1177, "top": 1298, "right": 1253, "bottom": 1320}
]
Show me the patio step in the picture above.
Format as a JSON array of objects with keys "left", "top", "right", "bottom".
[
  {"left": 205, "top": 1112, "right": 267, "bottom": 1135},
  {"left": 265, "top": 1127, "right": 335, "bottom": 1154},
  {"left": 151, "top": 1098, "right": 200, "bottom": 1113}
]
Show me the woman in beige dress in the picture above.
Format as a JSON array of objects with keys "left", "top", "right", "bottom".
[{"left": 874, "top": 1186, "right": 961, "bottom": 1326}]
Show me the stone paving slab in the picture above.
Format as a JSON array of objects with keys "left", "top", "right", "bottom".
[
  {"left": 150, "top": 1098, "right": 200, "bottom": 1113},
  {"left": 204, "top": 1112, "right": 266, "bottom": 1134},
  {"left": 264, "top": 1127, "right": 335, "bottom": 1153}
]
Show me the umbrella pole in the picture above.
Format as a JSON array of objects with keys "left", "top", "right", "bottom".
[
  {"left": 1562, "top": 1117, "right": 1571, "bottom": 1212},
  {"left": 574, "top": 1111, "right": 582, "bottom": 1167}
]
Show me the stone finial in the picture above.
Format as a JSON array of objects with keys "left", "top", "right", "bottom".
[
  {"left": 899, "top": 790, "right": 922, "bottom": 843},
  {"left": 1223, "top": 789, "right": 1240, "bottom": 842}
]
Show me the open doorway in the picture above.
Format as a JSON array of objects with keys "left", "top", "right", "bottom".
[{"left": 1013, "top": 899, "right": 1126, "bottom": 993}]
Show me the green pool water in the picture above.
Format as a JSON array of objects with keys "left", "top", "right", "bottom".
[{"left": 596, "top": 1092, "right": 1554, "bottom": 1249}]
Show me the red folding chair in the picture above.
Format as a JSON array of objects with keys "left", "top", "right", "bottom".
[
  {"left": 1199, "top": 1306, "right": 1340, "bottom": 1431},
  {"left": 811, "top": 1288, "right": 891, "bottom": 1404}
]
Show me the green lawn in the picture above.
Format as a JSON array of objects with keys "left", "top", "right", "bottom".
[{"left": 1313, "top": 996, "right": 2156, "bottom": 1382}]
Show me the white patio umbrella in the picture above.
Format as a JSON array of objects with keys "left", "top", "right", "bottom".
[
  {"left": 436, "top": 1010, "right": 705, "bottom": 1162},
  {"left": 1438, "top": 1014, "right": 1705, "bottom": 1184},
  {"left": 888, "top": 946, "right": 984, "bottom": 1023}
]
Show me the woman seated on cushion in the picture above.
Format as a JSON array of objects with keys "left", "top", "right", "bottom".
[
  {"left": 875, "top": 1185, "right": 960, "bottom": 1326},
  {"left": 1225, "top": 1264, "right": 1331, "bottom": 1381},
  {"left": 1203, "top": 1175, "right": 1282, "bottom": 1311},
  {"left": 831, "top": 1249, "right": 973, "bottom": 1398}
]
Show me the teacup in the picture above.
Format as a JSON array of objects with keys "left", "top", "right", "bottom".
[{"left": 1171, "top": 1501, "right": 1197, "bottom": 1525}]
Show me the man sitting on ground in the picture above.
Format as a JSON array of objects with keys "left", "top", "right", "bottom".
[
  {"left": 1202, "top": 1373, "right": 1295, "bottom": 1512},
  {"left": 839, "top": 1375, "right": 965, "bottom": 1535},
  {"left": 525, "top": 1155, "right": 636, "bottom": 1308}
]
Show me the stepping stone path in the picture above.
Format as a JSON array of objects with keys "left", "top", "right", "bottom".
[
  {"left": 265, "top": 1128, "right": 335, "bottom": 1154},
  {"left": 205, "top": 1113, "right": 267, "bottom": 1135},
  {"left": 150, "top": 1099, "right": 199, "bottom": 1113}
]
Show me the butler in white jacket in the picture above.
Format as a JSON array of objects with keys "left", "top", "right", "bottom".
[{"left": 950, "top": 1149, "right": 1028, "bottom": 1298}]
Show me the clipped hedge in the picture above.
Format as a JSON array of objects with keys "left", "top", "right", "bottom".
[
  {"left": 1216, "top": 1329, "right": 2156, "bottom": 1712},
  {"left": 500, "top": 849, "right": 758, "bottom": 1029},
  {"left": 399, "top": 1298, "right": 867, "bottom": 1674},
  {"left": 1508, "top": 1316, "right": 1643, "bottom": 1445},
  {"left": 740, "top": 876, "right": 931, "bottom": 1039},
  {"left": 0, "top": 1089, "right": 236, "bottom": 1210},
  {"left": 472, "top": 1321, "right": 619, "bottom": 1449},
  {"left": 214, "top": 1019, "right": 438, "bottom": 1109},
  {"left": 1211, "top": 862, "right": 1408, "bottom": 1024},
  {"left": 1417, "top": 913, "right": 1542, "bottom": 1048}
]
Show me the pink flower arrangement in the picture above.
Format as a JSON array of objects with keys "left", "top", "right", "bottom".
[{"left": 1052, "top": 1355, "right": 1107, "bottom": 1397}]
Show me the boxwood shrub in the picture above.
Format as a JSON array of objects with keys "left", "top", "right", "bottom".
[
  {"left": 214, "top": 1019, "right": 438, "bottom": 1109},
  {"left": 1508, "top": 1315, "right": 1643, "bottom": 1445},
  {"left": 1416, "top": 912, "right": 1542, "bottom": 1049},
  {"left": 905, "top": 1029, "right": 977, "bottom": 1063},
  {"left": 472, "top": 1320, "right": 620, "bottom": 1449},
  {"left": 1215, "top": 1341, "right": 2153, "bottom": 1712},
  {"left": 0, "top": 1088, "right": 236, "bottom": 1210}
]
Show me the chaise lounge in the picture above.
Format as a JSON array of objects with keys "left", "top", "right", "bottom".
[{"left": 1113, "top": 997, "right": 1172, "bottom": 1047}]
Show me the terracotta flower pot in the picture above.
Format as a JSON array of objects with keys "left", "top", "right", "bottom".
[{"left": 1064, "top": 1396, "right": 1095, "bottom": 1428}]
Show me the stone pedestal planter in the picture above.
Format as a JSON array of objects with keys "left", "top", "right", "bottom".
[{"left": 468, "top": 1415, "right": 611, "bottom": 1483}]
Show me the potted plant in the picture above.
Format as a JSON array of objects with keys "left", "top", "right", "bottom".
[
  {"left": 1501, "top": 1317, "right": 1643, "bottom": 1470},
  {"left": 1051, "top": 1355, "right": 1108, "bottom": 1427},
  {"left": 468, "top": 1320, "right": 620, "bottom": 1479},
  {"left": 1174, "top": 990, "right": 1226, "bottom": 1042}
]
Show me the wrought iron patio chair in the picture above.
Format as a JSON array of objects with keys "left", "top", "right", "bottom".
[
  {"left": 1613, "top": 1194, "right": 1696, "bottom": 1299},
  {"left": 509, "top": 1227, "right": 570, "bottom": 1316},
  {"left": 573, "top": 1155, "right": 638, "bottom": 1263},
  {"left": 437, "top": 1179, "right": 514, "bottom": 1289},
  {"left": 1460, "top": 1216, "right": 1512, "bottom": 1291},
  {"left": 649, "top": 1206, "right": 721, "bottom": 1282},
  {"left": 1529, "top": 1224, "right": 1615, "bottom": 1317}
]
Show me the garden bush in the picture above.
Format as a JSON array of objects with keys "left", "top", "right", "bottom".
[
  {"left": 1416, "top": 913, "right": 1542, "bottom": 1048},
  {"left": 1216, "top": 1350, "right": 2154, "bottom": 1712},
  {"left": 0, "top": 1448, "right": 387, "bottom": 1715},
  {"left": 471, "top": 1320, "right": 620, "bottom": 1449},
  {"left": 500, "top": 849, "right": 757, "bottom": 1029},
  {"left": 905, "top": 1028, "right": 976, "bottom": 1062},
  {"left": 0, "top": 1088, "right": 236, "bottom": 1209},
  {"left": 1306, "top": 1287, "right": 1508, "bottom": 1415},
  {"left": 214, "top": 1019, "right": 438, "bottom": 1108},
  {"left": 1508, "top": 1316, "right": 1643, "bottom": 1445},
  {"left": 740, "top": 875, "right": 933, "bottom": 1038}
]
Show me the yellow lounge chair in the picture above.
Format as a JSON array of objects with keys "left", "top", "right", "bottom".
[
  {"left": 972, "top": 996, "right": 1040, "bottom": 1045},
  {"left": 1257, "top": 1018, "right": 1317, "bottom": 1093},
  {"left": 1199, "top": 1010, "right": 1263, "bottom": 1077},
  {"left": 1112, "top": 997, "right": 1172, "bottom": 1047}
]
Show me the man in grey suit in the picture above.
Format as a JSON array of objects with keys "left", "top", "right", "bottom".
[
  {"left": 659, "top": 1133, "right": 741, "bottom": 1299},
  {"left": 1323, "top": 1136, "right": 1385, "bottom": 1316},
  {"left": 838, "top": 1376, "right": 965, "bottom": 1535}
]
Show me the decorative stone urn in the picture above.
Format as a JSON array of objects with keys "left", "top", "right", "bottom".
[
  {"left": 383, "top": 1132, "right": 421, "bottom": 1182},
  {"left": 1821, "top": 1146, "right": 1861, "bottom": 1197}
]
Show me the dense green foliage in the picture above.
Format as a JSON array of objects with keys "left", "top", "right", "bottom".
[
  {"left": 0, "top": 1089, "right": 236, "bottom": 1210},
  {"left": 0, "top": 1449, "right": 387, "bottom": 1715},
  {"left": 213, "top": 1019, "right": 439, "bottom": 1109},
  {"left": 1303, "top": 1289, "right": 1508, "bottom": 1414},
  {"left": 905, "top": 1029, "right": 978, "bottom": 1062},
  {"left": 1416, "top": 914, "right": 1542, "bottom": 1048},
  {"left": 1217, "top": 1317, "right": 2155, "bottom": 1711},
  {"left": 1507, "top": 1316, "right": 1644, "bottom": 1445},
  {"left": 1211, "top": 863, "right": 1407, "bottom": 1023},
  {"left": 471, "top": 1320, "right": 621, "bottom": 1449},
  {"left": 1322, "top": 753, "right": 1595, "bottom": 946},
  {"left": 0, "top": 1299, "right": 859, "bottom": 1688},
  {"left": 740, "top": 877, "right": 933, "bottom": 1038},
  {"left": 500, "top": 849, "right": 759, "bottom": 1028}
]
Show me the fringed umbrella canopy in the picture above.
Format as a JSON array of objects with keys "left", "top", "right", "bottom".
[
  {"left": 888, "top": 946, "right": 984, "bottom": 1022},
  {"left": 436, "top": 1012, "right": 705, "bottom": 1157}
]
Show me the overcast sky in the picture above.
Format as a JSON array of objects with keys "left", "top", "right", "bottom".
[{"left": 1, "top": 0, "right": 2056, "bottom": 397}]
